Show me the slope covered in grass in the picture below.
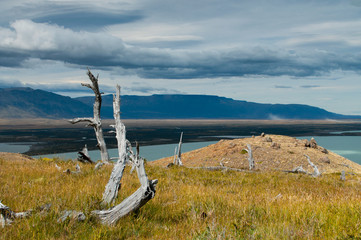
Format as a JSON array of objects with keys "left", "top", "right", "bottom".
[
  {"left": 154, "top": 134, "right": 361, "bottom": 174},
  {"left": 1, "top": 154, "right": 361, "bottom": 239}
]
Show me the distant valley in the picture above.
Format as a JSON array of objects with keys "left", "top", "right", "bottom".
[{"left": 0, "top": 87, "right": 359, "bottom": 120}]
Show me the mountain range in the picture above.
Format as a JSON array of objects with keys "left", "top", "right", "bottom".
[{"left": 0, "top": 87, "right": 359, "bottom": 120}]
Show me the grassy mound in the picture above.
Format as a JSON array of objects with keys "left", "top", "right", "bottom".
[
  {"left": 1, "top": 154, "right": 361, "bottom": 239},
  {"left": 153, "top": 135, "right": 361, "bottom": 174}
]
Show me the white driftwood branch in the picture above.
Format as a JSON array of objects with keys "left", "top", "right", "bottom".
[
  {"left": 92, "top": 179, "right": 158, "bottom": 225},
  {"left": 69, "top": 69, "right": 109, "bottom": 163},
  {"left": 101, "top": 85, "right": 127, "bottom": 206},
  {"left": 0, "top": 201, "right": 32, "bottom": 227},
  {"left": 290, "top": 166, "right": 307, "bottom": 174},
  {"left": 93, "top": 143, "right": 158, "bottom": 225},
  {"left": 340, "top": 170, "right": 346, "bottom": 181},
  {"left": 57, "top": 210, "right": 86, "bottom": 223},
  {"left": 305, "top": 154, "right": 321, "bottom": 177},
  {"left": 243, "top": 144, "right": 255, "bottom": 170},
  {"left": 174, "top": 132, "right": 183, "bottom": 166}
]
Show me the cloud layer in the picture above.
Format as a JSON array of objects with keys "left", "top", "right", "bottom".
[
  {"left": 1, "top": 19, "right": 361, "bottom": 80},
  {"left": 1, "top": 0, "right": 361, "bottom": 114}
]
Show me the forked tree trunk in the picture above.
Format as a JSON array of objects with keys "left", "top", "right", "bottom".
[
  {"left": 96, "top": 85, "right": 158, "bottom": 223},
  {"left": 305, "top": 154, "right": 321, "bottom": 177},
  {"left": 101, "top": 85, "right": 127, "bottom": 206},
  {"left": 69, "top": 69, "right": 109, "bottom": 163}
]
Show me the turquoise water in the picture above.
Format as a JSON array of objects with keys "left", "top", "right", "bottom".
[
  {"left": 299, "top": 136, "right": 361, "bottom": 164},
  {"left": 2, "top": 136, "right": 361, "bottom": 164},
  {"left": 33, "top": 141, "right": 219, "bottom": 162}
]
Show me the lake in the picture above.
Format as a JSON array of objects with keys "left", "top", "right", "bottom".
[{"left": 1, "top": 135, "right": 360, "bottom": 164}]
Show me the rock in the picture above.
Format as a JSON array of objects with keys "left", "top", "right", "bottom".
[
  {"left": 305, "top": 138, "right": 317, "bottom": 148},
  {"left": 264, "top": 136, "right": 273, "bottom": 142},
  {"left": 320, "top": 156, "right": 331, "bottom": 164},
  {"left": 320, "top": 147, "right": 328, "bottom": 154},
  {"left": 310, "top": 138, "right": 317, "bottom": 148},
  {"left": 271, "top": 142, "right": 281, "bottom": 149},
  {"left": 166, "top": 162, "right": 175, "bottom": 168},
  {"left": 261, "top": 132, "right": 265, "bottom": 137}
]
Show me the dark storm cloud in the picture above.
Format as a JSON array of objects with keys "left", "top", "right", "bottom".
[
  {"left": 2, "top": 20, "right": 361, "bottom": 80},
  {"left": 32, "top": 9, "right": 144, "bottom": 30}
]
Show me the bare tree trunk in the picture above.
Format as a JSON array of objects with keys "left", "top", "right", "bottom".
[
  {"left": 92, "top": 142, "right": 158, "bottom": 225},
  {"left": 174, "top": 132, "right": 183, "bottom": 166},
  {"left": 245, "top": 144, "right": 255, "bottom": 170},
  {"left": 102, "top": 85, "right": 127, "bottom": 206},
  {"left": 305, "top": 154, "right": 321, "bottom": 177},
  {"left": 69, "top": 69, "right": 109, "bottom": 163}
]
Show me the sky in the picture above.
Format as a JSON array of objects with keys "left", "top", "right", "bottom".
[{"left": 1, "top": 0, "right": 361, "bottom": 115}]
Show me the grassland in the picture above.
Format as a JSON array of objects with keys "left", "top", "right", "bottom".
[{"left": 2, "top": 155, "right": 361, "bottom": 239}]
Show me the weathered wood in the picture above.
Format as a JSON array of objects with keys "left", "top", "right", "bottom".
[
  {"left": 305, "top": 154, "right": 321, "bottom": 177},
  {"left": 0, "top": 201, "right": 32, "bottom": 227},
  {"left": 77, "top": 144, "right": 93, "bottom": 164},
  {"left": 243, "top": 144, "right": 255, "bottom": 170},
  {"left": 93, "top": 143, "right": 158, "bottom": 225},
  {"left": 174, "top": 132, "right": 183, "bottom": 166},
  {"left": 340, "top": 170, "right": 346, "bottom": 181},
  {"left": 101, "top": 85, "right": 127, "bottom": 206},
  {"left": 283, "top": 166, "right": 307, "bottom": 174},
  {"left": 57, "top": 210, "right": 86, "bottom": 223},
  {"left": 69, "top": 69, "right": 109, "bottom": 163},
  {"left": 190, "top": 166, "right": 246, "bottom": 172},
  {"left": 92, "top": 179, "right": 158, "bottom": 225}
]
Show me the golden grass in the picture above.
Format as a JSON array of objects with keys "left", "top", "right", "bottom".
[{"left": 2, "top": 156, "right": 361, "bottom": 239}]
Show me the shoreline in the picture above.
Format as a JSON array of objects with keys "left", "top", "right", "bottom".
[{"left": 1, "top": 118, "right": 361, "bottom": 156}]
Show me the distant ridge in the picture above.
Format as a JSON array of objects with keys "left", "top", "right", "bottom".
[
  {"left": 78, "top": 94, "right": 358, "bottom": 120},
  {"left": 0, "top": 87, "right": 92, "bottom": 118},
  {"left": 0, "top": 87, "right": 359, "bottom": 120}
]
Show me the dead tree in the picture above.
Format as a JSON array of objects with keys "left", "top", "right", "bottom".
[
  {"left": 243, "top": 144, "right": 255, "bottom": 170},
  {"left": 0, "top": 201, "right": 32, "bottom": 227},
  {"left": 101, "top": 85, "right": 127, "bottom": 206},
  {"left": 95, "top": 85, "right": 157, "bottom": 224},
  {"left": 69, "top": 69, "right": 109, "bottom": 163},
  {"left": 305, "top": 154, "right": 321, "bottom": 177},
  {"left": 173, "top": 132, "right": 183, "bottom": 166},
  {"left": 92, "top": 142, "right": 158, "bottom": 225},
  {"left": 77, "top": 144, "right": 93, "bottom": 164}
]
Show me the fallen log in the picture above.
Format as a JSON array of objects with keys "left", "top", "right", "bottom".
[
  {"left": 92, "top": 143, "right": 158, "bottom": 225},
  {"left": 0, "top": 201, "right": 32, "bottom": 227}
]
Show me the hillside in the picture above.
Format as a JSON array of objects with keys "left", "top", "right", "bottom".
[
  {"left": 152, "top": 134, "right": 361, "bottom": 174},
  {"left": 77, "top": 94, "right": 357, "bottom": 120},
  {"left": 0, "top": 88, "right": 92, "bottom": 118},
  {"left": 2, "top": 151, "right": 361, "bottom": 239},
  {"left": 0, "top": 87, "right": 360, "bottom": 119}
]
